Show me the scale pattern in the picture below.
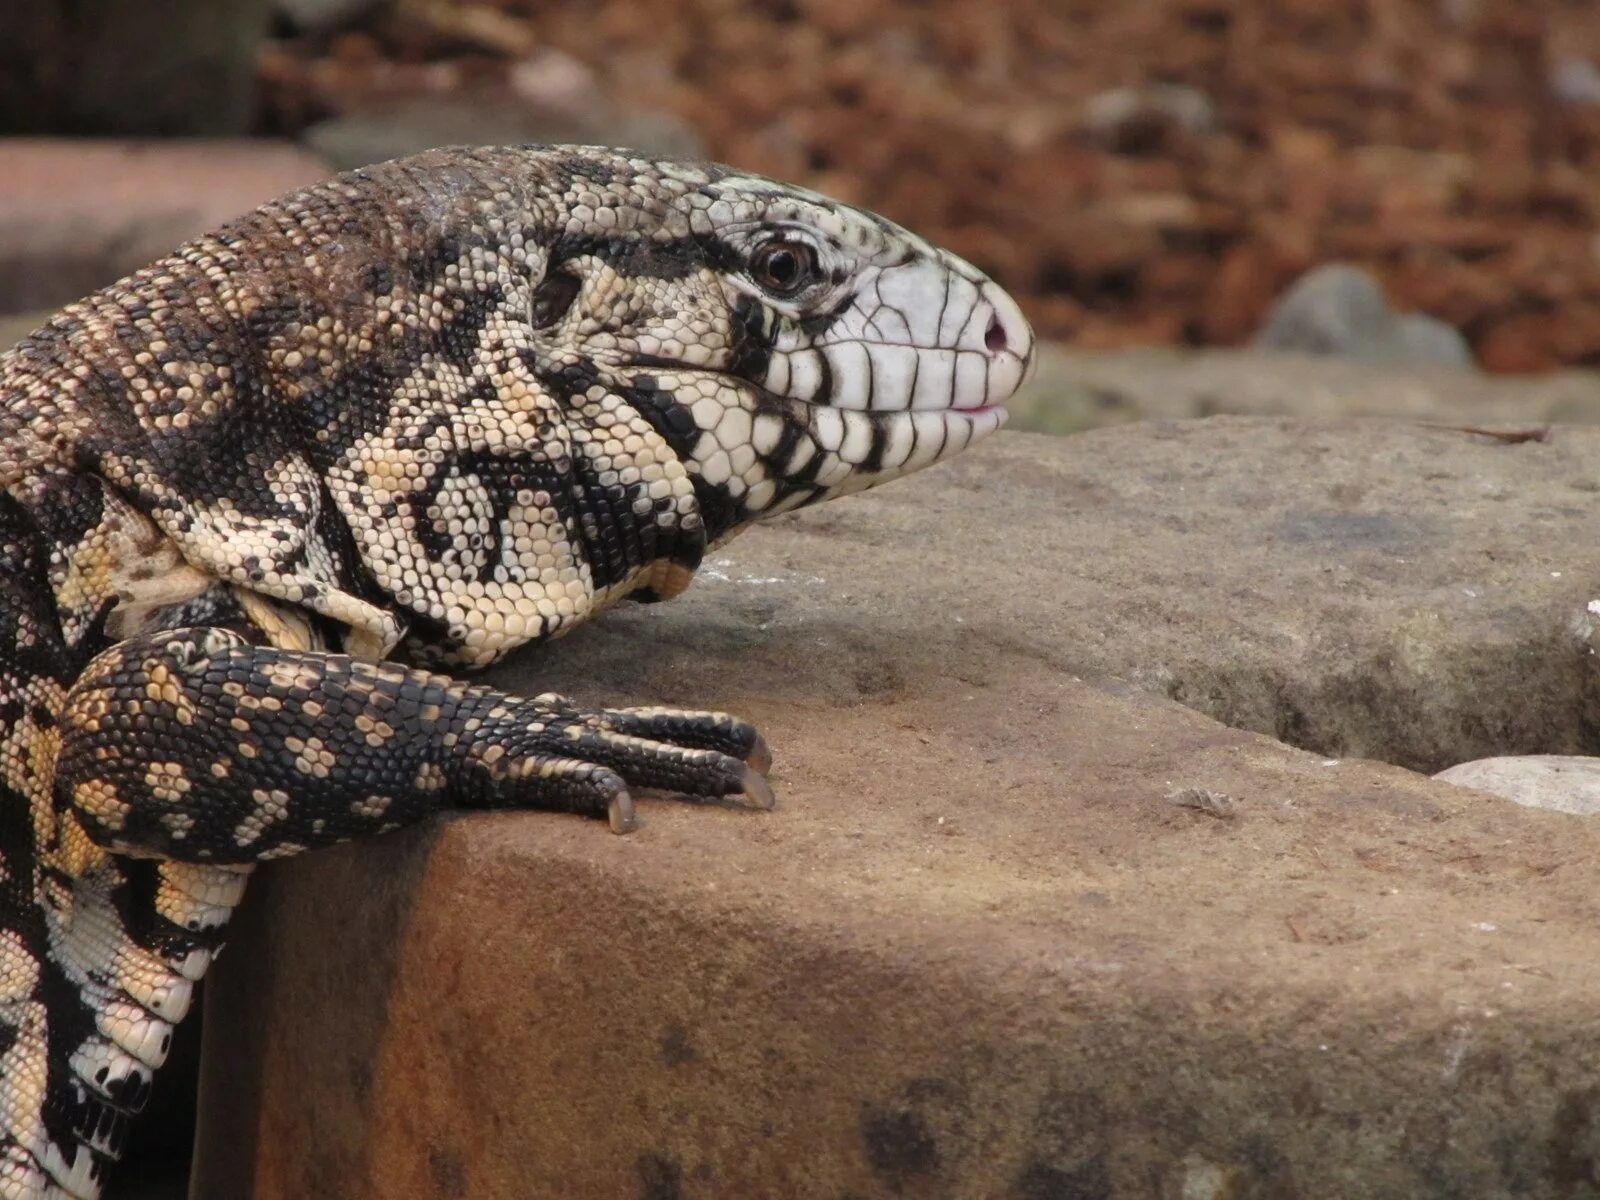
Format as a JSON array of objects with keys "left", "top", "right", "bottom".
[{"left": 0, "top": 144, "right": 1034, "bottom": 1197}]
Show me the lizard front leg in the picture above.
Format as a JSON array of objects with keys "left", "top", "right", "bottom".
[
  {"left": 14, "top": 629, "right": 766, "bottom": 1197},
  {"left": 57, "top": 628, "right": 773, "bottom": 863}
]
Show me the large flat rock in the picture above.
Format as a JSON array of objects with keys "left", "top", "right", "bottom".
[
  {"left": 1008, "top": 345, "right": 1600, "bottom": 434},
  {"left": 192, "top": 421, "right": 1600, "bottom": 1198},
  {"left": 0, "top": 139, "right": 330, "bottom": 315}
]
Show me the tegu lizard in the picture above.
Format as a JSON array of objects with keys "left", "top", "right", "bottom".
[{"left": 0, "top": 144, "right": 1034, "bottom": 1198}]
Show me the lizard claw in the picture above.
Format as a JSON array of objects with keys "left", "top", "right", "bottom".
[
  {"left": 496, "top": 701, "right": 776, "bottom": 822},
  {"left": 608, "top": 788, "right": 638, "bottom": 834},
  {"left": 741, "top": 766, "right": 776, "bottom": 811},
  {"left": 745, "top": 732, "right": 774, "bottom": 774}
]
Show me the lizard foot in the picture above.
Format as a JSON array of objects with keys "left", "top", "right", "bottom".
[{"left": 467, "top": 694, "right": 776, "bottom": 833}]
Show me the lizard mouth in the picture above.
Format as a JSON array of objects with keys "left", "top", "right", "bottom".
[
  {"left": 752, "top": 280, "right": 1036, "bottom": 416},
  {"left": 604, "top": 349, "right": 1012, "bottom": 530},
  {"left": 753, "top": 338, "right": 1033, "bottom": 415},
  {"left": 769, "top": 376, "right": 1011, "bottom": 483}
]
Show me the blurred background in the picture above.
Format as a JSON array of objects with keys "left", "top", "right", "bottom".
[
  {"left": 6, "top": 3, "right": 1600, "bottom": 406},
  {"left": 4, "top": 0, "right": 1600, "bottom": 1191}
]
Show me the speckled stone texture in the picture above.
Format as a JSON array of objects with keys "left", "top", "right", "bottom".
[{"left": 193, "top": 422, "right": 1600, "bottom": 1198}]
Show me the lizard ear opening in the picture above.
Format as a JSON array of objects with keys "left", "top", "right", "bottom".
[{"left": 529, "top": 268, "right": 582, "bottom": 330}]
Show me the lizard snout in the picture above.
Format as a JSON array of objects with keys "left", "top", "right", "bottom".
[{"left": 961, "top": 280, "right": 1035, "bottom": 410}]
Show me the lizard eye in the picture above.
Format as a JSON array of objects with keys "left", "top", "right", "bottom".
[{"left": 750, "top": 240, "right": 818, "bottom": 297}]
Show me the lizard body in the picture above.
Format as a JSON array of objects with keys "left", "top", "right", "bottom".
[{"left": 0, "top": 144, "right": 1033, "bottom": 1198}]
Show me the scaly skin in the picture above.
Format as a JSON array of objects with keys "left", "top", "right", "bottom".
[{"left": 0, "top": 144, "right": 1034, "bottom": 1198}]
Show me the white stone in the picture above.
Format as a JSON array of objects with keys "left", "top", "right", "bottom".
[{"left": 1434, "top": 755, "right": 1600, "bottom": 817}]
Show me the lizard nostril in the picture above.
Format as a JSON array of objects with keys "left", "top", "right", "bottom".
[{"left": 984, "top": 315, "right": 1008, "bottom": 353}]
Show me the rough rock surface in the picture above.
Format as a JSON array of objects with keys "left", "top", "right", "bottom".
[
  {"left": 1008, "top": 345, "right": 1600, "bottom": 435},
  {"left": 193, "top": 422, "right": 1600, "bottom": 1198},
  {"left": 1436, "top": 756, "right": 1600, "bottom": 817},
  {"left": 0, "top": 140, "right": 331, "bottom": 315}
]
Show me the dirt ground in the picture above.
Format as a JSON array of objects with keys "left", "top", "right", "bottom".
[{"left": 258, "top": 0, "right": 1600, "bottom": 372}]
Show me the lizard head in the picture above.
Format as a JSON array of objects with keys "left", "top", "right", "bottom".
[
  {"left": 519, "top": 149, "right": 1036, "bottom": 539},
  {"left": 304, "top": 146, "right": 1038, "bottom": 663}
]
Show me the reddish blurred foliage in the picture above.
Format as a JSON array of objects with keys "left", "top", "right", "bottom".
[{"left": 261, "top": 0, "right": 1600, "bottom": 371}]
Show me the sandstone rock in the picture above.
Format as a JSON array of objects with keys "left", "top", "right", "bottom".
[
  {"left": 1006, "top": 344, "right": 1600, "bottom": 435},
  {"left": 1435, "top": 755, "right": 1600, "bottom": 816},
  {"left": 0, "top": 140, "right": 331, "bottom": 315},
  {"left": 301, "top": 94, "right": 706, "bottom": 174},
  {"left": 0, "top": 313, "right": 49, "bottom": 353},
  {"left": 1255, "top": 263, "right": 1475, "bottom": 368},
  {"left": 196, "top": 421, "right": 1600, "bottom": 1198}
]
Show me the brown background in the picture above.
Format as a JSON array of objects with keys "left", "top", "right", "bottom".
[{"left": 256, "top": 0, "right": 1600, "bottom": 372}]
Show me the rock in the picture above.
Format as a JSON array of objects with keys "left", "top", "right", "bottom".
[
  {"left": 1392, "top": 311, "right": 1477, "bottom": 366},
  {"left": 297, "top": 47, "right": 705, "bottom": 173},
  {"left": 506, "top": 49, "right": 611, "bottom": 125},
  {"left": 1003, "top": 344, "right": 1600, "bottom": 436},
  {"left": 302, "top": 95, "right": 707, "bottom": 173},
  {"left": 1551, "top": 58, "right": 1600, "bottom": 107},
  {"left": 1254, "top": 263, "right": 1475, "bottom": 368},
  {"left": 1257, "top": 265, "right": 1392, "bottom": 355},
  {"left": 400, "top": 2, "right": 536, "bottom": 56},
  {"left": 604, "top": 111, "right": 709, "bottom": 162},
  {"left": 0, "top": 312, "right": 49, "bottom": 352},
  {"left": 1435, "top": 755, "right": 1600, "bottom": 816},
  {"left": 300, "top": 103, "right": 556, "bottom": 174},
  {"left": 0, "top": 139, "right": 332, "bottom": 315},
  {"left": 197, "top": 421, "right": 1600, "bottom": 1198},
  {"left": 1081, "top": 83, "right": 1217, "bottom": 154}
]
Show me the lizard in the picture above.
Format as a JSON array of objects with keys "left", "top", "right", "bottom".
[{"left": 0, "top": 143, "right": 1035, "bottom": 1198}]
